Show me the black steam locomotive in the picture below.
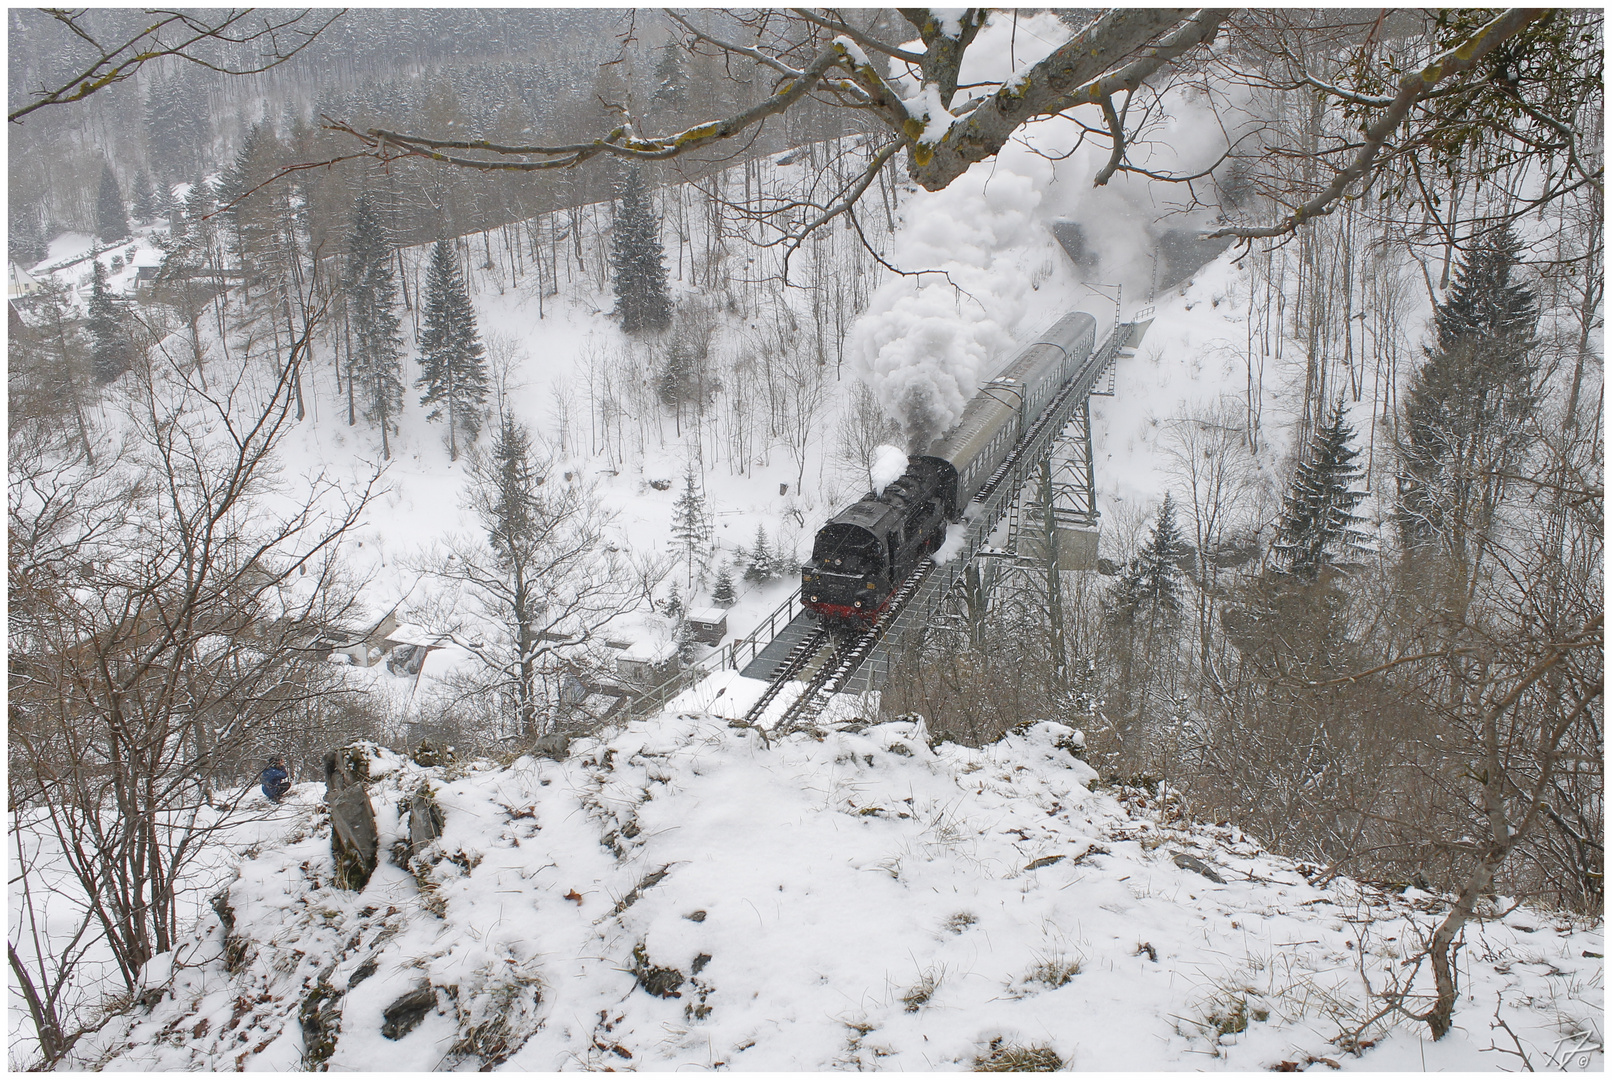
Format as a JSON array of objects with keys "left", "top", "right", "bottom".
[{"left": 802, "top": 311, "right": 1098, "bottom": 623}]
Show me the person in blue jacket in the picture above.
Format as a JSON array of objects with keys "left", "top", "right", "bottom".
[{"left": 261, "top": 757, "right": 291, "bottom": 803}]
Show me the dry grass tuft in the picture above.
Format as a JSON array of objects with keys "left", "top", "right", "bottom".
[{"left": 973, "top": 1038, "right": 1063, "bottom": 1071}]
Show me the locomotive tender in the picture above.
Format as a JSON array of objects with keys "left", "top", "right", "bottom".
[{"left": 803, "top": 311, "right": 1099, "bottom": 622}]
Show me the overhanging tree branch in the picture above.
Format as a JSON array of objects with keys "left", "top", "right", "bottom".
[
  {"left": 329, "top": 43, "right": 848, "bottom": 172},
  {"left": 1206, "top": 8, "right": 1546, "bottom": 241},
  {"left": 9, "top": 8, "right": 345, "bottom": 123},
  {"left": 787, "top": 7, "right": 924, "bottom": 65}
]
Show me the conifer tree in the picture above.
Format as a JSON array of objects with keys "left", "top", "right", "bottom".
[
  {"left": 182, "top": 177, "right": 212, "bottom": 227},
  {"left": 161, "top": 182, "right": 182, "bottom": 224},
  {"left": 743, "top": 525, "right": 775, "bottom": 584},
  {"left": 670, "top": 466, "right": 712, "bottom": 583},
  {"left": 86, "top": 260, "right": 130, "bottom": 383},
  {"left": 663, "top": 580, "right": 685, "bottom": 623},
  {"left": 1273, "top": 399, "right": 1369, "bottom": 583},
  {"left": 345, "top": 196, "right": 406, "bottom": 459},
  {"left": 712, "top": 565, "right": 737, "bottom": 607},
  {"left": 609, "top": 167, "right": 671, "bottom": 334},
  {"left": 166, "top": 180, "right": 218, "bottom": 283},
  {"left": 1110, "top": 493, "right": 1188, "bottom": 628},
  {"left": 416, "top": 239, "right": 490, "bottom": 460},
  {"left": 18, "top": 277, "right": 97, "bottom": 460},
  {"left": 475, "top": 416, "right": 552, "bottom": 735},
  {"left": 145, "top": 71, "right": 211, "bottom": 178},
  {"left": 1103, "top": 494, "right": 1189, "bottom": 728},
  {"left": 130, "top": 169, "right": 158, "bottom": 222},
  {"left": 652, "top": 41, "right": 689, "bottom": 110},
  {"left": 94, "top": 160, "right": 129, "bottom": 243},
  {"left": 9, "top": 202, "right": 47, "bottom": 267},
  {"left": 221, "top": 123, "right": 294, "bottom": 301},
  {"left": 1398, "top": 228, "right": 1540, "bottom": 562},
  {"left": 656, "top": 338, "right": 700, "bottom": 407}
]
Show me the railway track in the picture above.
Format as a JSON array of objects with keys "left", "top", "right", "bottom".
[
  {"left": 742, "top": 559, "right": 934, "bottom": 731},
  {"left": 738, "top": 624, "right": 831, "bottom": 726}
]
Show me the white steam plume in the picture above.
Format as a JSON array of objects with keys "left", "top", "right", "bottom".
[{"left": 851, "top": 11, "right": 1253, "bottom": 449}]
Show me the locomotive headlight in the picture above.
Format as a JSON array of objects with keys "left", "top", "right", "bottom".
[
  {"left": 854, "top": 600, "right": 863, "bottom": 608},
  {"left": 865, "top": 582, "right": 876, "bottom": 589},
  {"left": 834, "top": 558, "right": 842, "bottom": 565},
  {"left": 811, "top": 595, "right": 819, "bottom": 603},
  {"left": 802, "top": 574, "right": 812, "bottom": 582}
]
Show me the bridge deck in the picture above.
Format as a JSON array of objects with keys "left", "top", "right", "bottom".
[{"left": 738, "top": 611, "right": 820, "bottom": 681}]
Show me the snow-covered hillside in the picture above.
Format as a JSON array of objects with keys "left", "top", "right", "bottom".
[{"left": 64, "top": 699, "right": 1602, "bottom": 1071}]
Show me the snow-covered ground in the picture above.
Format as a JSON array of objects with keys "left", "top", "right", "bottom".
[{"left": 63, "top": 710, "right": 1603, "bottom": 1071}]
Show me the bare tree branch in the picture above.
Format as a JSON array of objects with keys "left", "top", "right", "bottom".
[
  {"left": 1206, "top": 8, "right": 1546, "bottom": 241},
  {"left": 9, "top": 9, "right": 345, "bottom": 124},
  {"left": 788, "top": 7, "right": 924, "bottom": 64},
  {"left": 330, "top": 43, "right": 849, "bottom": 172}
]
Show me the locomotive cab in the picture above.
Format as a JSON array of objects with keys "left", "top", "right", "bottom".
[{"left": 802, "top": 521, "right": 887, "bottom": 618}]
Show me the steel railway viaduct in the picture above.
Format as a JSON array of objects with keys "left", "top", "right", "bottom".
[{"left": 628, "top": 311, "right": 1151, "bottom": 732}]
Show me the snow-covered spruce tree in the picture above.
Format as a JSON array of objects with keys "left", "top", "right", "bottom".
[
  {"left": 153, "top": 198, "right": 231, "bottom": 383},
  {"left": 160, "top": 181, "right": 182, "bottom": 223},
  {"left": 181, "top": 176, "right": 212, "bottom": 229},
  {"left": 655, "top": 338, "right": 698, "bottom": 406},
  {"left": 94, "top": 160, "right": 129, "bottom": 243},
  {"left": 416, "top": 238, "right": 490, "bottom": 460},
  {"left": 652, "top": 40, "right": 689, "bottom": 110},
  {"left": 712, "top": 565, "right": 737, "bottom": 607},
  {"left": 609, "top": 167, "right": 671, "bottom": 334},
  {"left": 1110, "top": 493, "right": 1189, "bottom": 629},
  {"left": 656, "top": 321, "right": 720, "bottom": 438},
  {"left": 1103, "top": 494, "right": 1190, "bottom": 738},
  {"left": 670, "top": 466, "right": 712, "bottom": 584},
  {"left": 10, "top": 277, "right": 96, "bottom": 460},
  {"left": 663, "top": 580, "right": 684, "bottom": 622},
  {"left": 86, "top": 260, "right": 130, "bottom": 384},
  {"left": 221, "top": 123, "right": 289, "bottom": 298},
  {"left": 1398, "top": 228, "right": 1540, "bottom": 566},
  {"left": 143, "top": 70, "right": 211, "bottom": 181},
  {"left": 345, "top": 195, "right": 406, "bottom": 459},
  {"left": 743, "top": 524, "right": 775, "bottom": 584},
  {"left": 1272, "top": 399, "right": 1369, "bottom": 584},
  {"left": 130, "top": 169, "right": 158, "bottom": 222}
]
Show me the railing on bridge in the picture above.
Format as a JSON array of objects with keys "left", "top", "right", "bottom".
[{"left": 619, "top": 589, "right": 803, "bottom": 719}]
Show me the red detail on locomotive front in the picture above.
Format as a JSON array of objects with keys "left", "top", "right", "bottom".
[{"left": 805, "top": 596, "right": 891, "bottom": 623}]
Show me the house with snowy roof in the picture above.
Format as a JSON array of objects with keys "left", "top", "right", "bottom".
[{"left": 8, "top": 262, "right": 42, "bottom": 298}]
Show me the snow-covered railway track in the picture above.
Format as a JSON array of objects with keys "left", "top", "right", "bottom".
[
  {"left": 749, "top": 560, "right": 934, "bottom": 732},
  {"left": 740, "top": 624, "right": 832, "bottom": 725}
]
